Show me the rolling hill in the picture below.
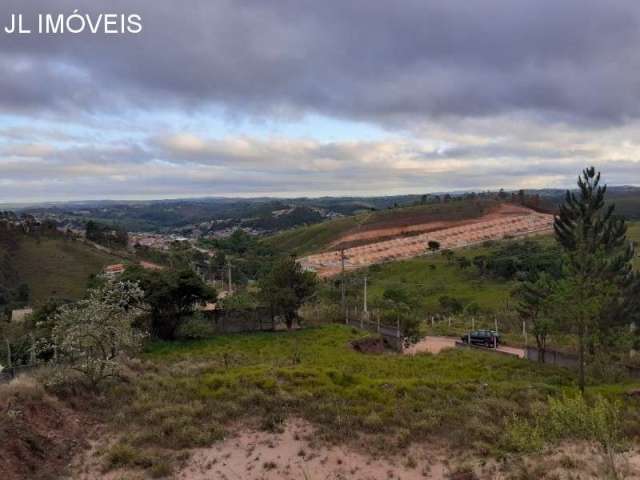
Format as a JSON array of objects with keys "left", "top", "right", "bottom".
[
  {"left": 0, "top": 232, "right": 122, "bottom": 305},
  {"left": 263, "top": 199, "right": 502, "bottom": 256}
]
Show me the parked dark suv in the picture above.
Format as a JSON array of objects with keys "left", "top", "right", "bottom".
[{"left": 460, "top": 330, "right": 500, "bottom": 348}]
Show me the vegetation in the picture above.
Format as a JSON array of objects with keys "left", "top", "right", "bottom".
[
  {"left": 96, "top": 325, "right": 640, "bottom": 476},
  {"left": 121, "top": 266, "right": 216, "bottom": 340},
  {"left": 629, "top": 221, "right": 640, "bottom": 270},
  {"left": 340, "top": 245, "right": 515, "bottom": 315},
  {"left": 85, "top": 220, "right": 129, "bottom": 249},
  {"left": 2, "top": 170, "right": 639, "bottom": 478},
  {"left": 42, "top": 281, "right": 146, "bottom": 390},
  {"left": 0, "top": 232, "right": 121, "bottom": 305},
  {"left": 505, "top": 394, "right": 625, "bottom": 478},
  {"left": 201, "top": 229, "right": 276, "bottom": 284},
  {"left": 514, "top": 274, "right": 556, "bottom": 362},
  {"left": 553, "top": 167, "right": 637, "bottom": 392},
  {"left": 257, "top": 256, "right": 317, "bottom": 329},
  {"left": 479, "top": 239, "right": 563, "bottom": 282}
]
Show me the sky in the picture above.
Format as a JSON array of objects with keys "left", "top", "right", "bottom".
[{"left": 1, "top": 0, "right": 640, "bottom": 202}]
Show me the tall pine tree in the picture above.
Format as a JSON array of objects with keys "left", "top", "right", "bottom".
[{"left": 554, "top": 167, "right": 635, "bottom": 392}]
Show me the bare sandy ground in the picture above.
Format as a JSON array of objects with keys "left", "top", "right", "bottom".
[
  {"left": 404, "top": 336, "right": 525, "bottom": 359},
  {"left": 179, "top": 419, "right": 449, "bottom": 480},
  {"left": 332, "top": 204, "right": 535, "bottom": 248},
  {"left": 404, "top": 336, "right": 458, "bottom": 355},
  {"left": 71, "top": 419, "right": 640, "bottom": 480}
]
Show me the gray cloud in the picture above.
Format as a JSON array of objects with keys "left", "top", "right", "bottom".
[
  {"left": 1, "top": 1, "right": 640, "bottom": 201},
  {"left": 2, "top": 0, "right": 640, "bottom": 124},
  {"left": 1, "top": 127, "right": 638, "bottom": 202}
]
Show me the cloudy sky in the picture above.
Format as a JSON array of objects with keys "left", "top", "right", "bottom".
[{"left": 1, "top": 0, "right": 640, "bottom": 202}]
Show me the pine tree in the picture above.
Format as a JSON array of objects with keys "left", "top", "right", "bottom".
[{"left": 553, "top": 167, "right": 635, "bottom": 392}]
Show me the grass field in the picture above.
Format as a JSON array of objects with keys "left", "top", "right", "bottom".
[
  {"left": 363, "top": 244, "right": 515, "bottom": 314},
  {"left": 8, "top": 236, "right": 121, "bottom": 304},
  {"left": 99, "top": 325, "right": 639, "bottom": 476}
]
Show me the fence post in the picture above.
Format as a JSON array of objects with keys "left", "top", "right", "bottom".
[
  {"left": 5, "top": 339, "right": 11, "bottom": 370},
  {"left": 377, "top": 313, "right": 380, "bottom": 333},
  {"left": 30, "top": 334, "right": 36, "bottom": 365}
]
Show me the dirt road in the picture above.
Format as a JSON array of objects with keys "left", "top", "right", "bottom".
[{"left": 405, "top": 336, "right": 525, "bottom": 358}]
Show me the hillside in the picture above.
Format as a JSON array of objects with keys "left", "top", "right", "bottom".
[
  {"left": 0, "top": 233, "right": 122, "bottom": 305},
  {"left": 630, "top": 221, "right": 640, "bottom": 270},
  {"left": 264, "top": 199, "right": 501, "bottom": 256},
  {"left": 363, "top": 245, "right": 514, "bottom": 314}
]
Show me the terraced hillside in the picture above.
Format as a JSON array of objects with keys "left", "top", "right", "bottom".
[
  {"left": 264, "top": 199, "right": 502, "bottom": 256},
  {"left": 301, "top": 204, "right": 553, "bottom": 277}
]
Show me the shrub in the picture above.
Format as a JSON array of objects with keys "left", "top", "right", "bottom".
[
  {"left": 503, "top": 394, "right": 624, "bottom": 477},
  {"left": 176, "top": 312, "right": 216, "bottom": 340},
  {"left": 42, "top": 280, "right": 146, "bottom": 391}
]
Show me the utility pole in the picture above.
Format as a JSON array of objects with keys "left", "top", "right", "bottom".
[
  {"left": 227, "top": 263, "right": 233, "bottom": 294},
  {"left": 340, "top": 249, "right": 346, "bottom": 311},
  {"left": 363, "top": 275, "right": 368, "bottom": 314}
]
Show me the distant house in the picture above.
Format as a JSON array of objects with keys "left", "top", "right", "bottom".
[
  {"left": 104, "top": 263, "right": 126, "bottom": 278},
  {"left": 104, "top": 261, "right": 164, "bottom": 278},
  {"left": 11, "top": 308, "right": 33, "bottom": 322}
]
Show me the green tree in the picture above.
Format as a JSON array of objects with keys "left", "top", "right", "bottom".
[
  {"left": 515, "top": 274, "right": 555, "bottom": 362},
  {"left": 473, "top": 255, "right": 488, "bottom": 276},
  {"left": 427, "top": 240, "right": 441, "bottom": 252},
  {"left": 464, "top": 301, "right": 481, "bottom": 317},
  {"left": 378, "top": 285, "right": 421, "bottom": 342},
  {"left": 439, "top": 295, "right": 463, "bottom": 315},
  {"left": 43, "top": 281, "right": 145, "bottom": 390},
  {"left": 258, "top": 256, "right": 317, "bottom": 329},
  {"left": 122, "top": 266, "right": 216, "bottom": 340},
  {"left": 553, "top": 167, "right": 635, "bottom": 392},
  {"left": 456, "top": 256, "right": 471, "bottom": 270},
  {"left": 441, "top": 249, "right": 455, "bottom": 263}
]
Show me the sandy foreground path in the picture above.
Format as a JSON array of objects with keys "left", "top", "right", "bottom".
[{"left": 179, "top": 419, "right": 449, "bottom": 480}]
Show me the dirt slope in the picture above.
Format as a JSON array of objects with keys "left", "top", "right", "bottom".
[
  {"left": 301, "top": 204, "right": 553, "bottom": 277},
  {"left": 0, "top": 378, "right": 88, "bottom": 480}
]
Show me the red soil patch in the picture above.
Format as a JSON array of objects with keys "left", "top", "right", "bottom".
[
  {"left": 0, "top": 378, "right": 88, "bottom": 480},
  {"left": 332, "top": 203, "right": 535, "bottom": 249},
  {"left": 300, "top": 204, "right": 553, "bottom": 277}
]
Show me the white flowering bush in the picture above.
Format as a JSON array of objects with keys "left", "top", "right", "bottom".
[{"left": 42, "top": 280, "right": 146, "bottom": 390}]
